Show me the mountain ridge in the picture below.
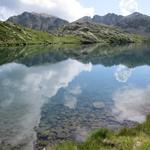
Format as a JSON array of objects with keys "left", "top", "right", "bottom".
[
  {"left": 7, "top": 12, "right": 69, "bottom": 32},
  {"left": 76, "top": 12, "right": 150, "bottom": 34},
  {"left": 6, "top": 11, "right": 150, "bottom": 35}
]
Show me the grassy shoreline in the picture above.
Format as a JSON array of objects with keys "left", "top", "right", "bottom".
[{"left": 46, "top": 115, "right": 150, "bottom": 150}]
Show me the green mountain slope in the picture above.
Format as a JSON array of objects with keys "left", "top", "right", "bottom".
[
  {"left": 0, "top": 21, "right": 142, "bottom": 46},
  {"left": 0, "top": 21, "right": 50, "bottom": 45},
  {"left": 0, "top": 21, "right": 81, "bottom": 46}
]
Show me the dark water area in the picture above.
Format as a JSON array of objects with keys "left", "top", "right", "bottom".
[{"left": 0, "top": 44, "right": 150, "bottom": 150}]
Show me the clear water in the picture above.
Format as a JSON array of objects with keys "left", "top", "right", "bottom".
[{"left": 0, "top": 44, "right": 150, "bottom": 149}]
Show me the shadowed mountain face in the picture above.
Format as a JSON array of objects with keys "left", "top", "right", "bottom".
[
  {"left": 7, "top": 12, "right": 69, "bottom": 32},
  {"left": 93, "top": 13, "right": 123, "bottom": 25},
  {"left": 116, "top": 12, "right": 150, "bottom": 34},
  {"left": 77, "top": 12, "right": 150, "bottom": 34}
]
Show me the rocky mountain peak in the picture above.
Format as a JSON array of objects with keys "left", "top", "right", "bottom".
[{"left": 7, "top": 12, "right": 69, "bottom": 32}]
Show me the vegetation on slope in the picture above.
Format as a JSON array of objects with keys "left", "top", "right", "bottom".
[
  {"left": 52, "top": 115, "right": 150, "bottom": 150},
  {"left": 0, "top": 21, "right": 80, "bottom": 46},
  {"left": 0, "top": 21, "right": 143, "bottom": 46},
  {"left": 59, "top": 22, "right": 143, "bottom": 44}
]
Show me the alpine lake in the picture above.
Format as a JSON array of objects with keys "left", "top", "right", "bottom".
[{"left": 0, "top": 44, "right": 150, "bottom": 150}]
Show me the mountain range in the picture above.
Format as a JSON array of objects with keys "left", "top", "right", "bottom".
[
  {"left": 0, "top": 11, "right": 149, "bottom": 46},
  {"left": 77, "top": 12, "right": 150, "bottom": 34},
  {"left": 6, "top": 12, "right": 150, "bottom": 34}
]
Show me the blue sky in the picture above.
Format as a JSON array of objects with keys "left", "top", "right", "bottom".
[
  {"left": 81, "top": 0, "right": 120, "bottom": 15},
  {"left": 81, "top": 0, "right": 149, "bottom": 16},
  {"left": 0, "top": 0, "right": 149, "bottom": 21},
  {"left": 138, "top": 0, "right": 150, "bottom": 15}
]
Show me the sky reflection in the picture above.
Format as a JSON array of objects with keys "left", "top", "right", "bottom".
[
  {"left": 1, "top": 53, "right": 150, "bottom": 149},
  {"left": 115, "top": 65, "right": 132, "bottom": 83},
  {"left": 0, "top": 59, "right": 92, "bottom": 149},
  {"left": 113, "top": 86, "right": 150, "bottom": 123}
]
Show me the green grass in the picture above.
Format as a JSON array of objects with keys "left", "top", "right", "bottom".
[
  {"left": 49, "top": 115, "right": 150, "bottom": 150},
  {"left": 0, "top": 22, "right": 81, "bottom": 46}
]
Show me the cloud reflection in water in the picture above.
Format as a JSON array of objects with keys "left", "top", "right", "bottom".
[
  {"left": 64, "top": 86, "right": 82, "bottom": 109},
  {"left": 115, "top": 65, "right": 132, "bottom": 83},
  {"left": 113, "top": 86, "right": 150, "bottom": 123},
  {"left": 0, "top": 59, "right": 92, "bottom": 149}
]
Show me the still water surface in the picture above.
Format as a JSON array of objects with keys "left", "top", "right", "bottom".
[{"left": 0, "top": 44, "right": 150, "bottom": 149}]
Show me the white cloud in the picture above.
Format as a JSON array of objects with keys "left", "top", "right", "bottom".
[
  {"left": 0, "top": 0, "right": 95, "bottom": 21},
  {"left": 119, "top": 0, "right": 139, "bottom": 16},
  {"left": 0, "top": 6, "right": 15, "bottom": 21}
]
